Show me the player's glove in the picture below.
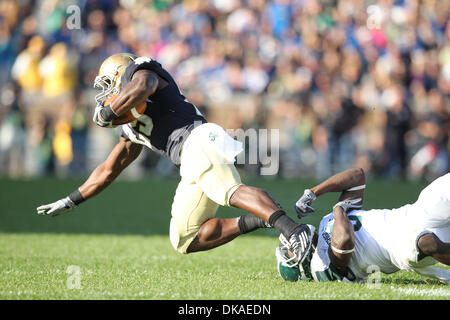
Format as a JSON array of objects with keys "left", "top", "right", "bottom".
[
  {"left": 93, "top": 103, "right": 115, "bottom": 128},
  {"left": 294, "top": 189, "right": 316, "bottom": 218},
  {"left": 333, "top": 198, "right": 362, "bottom": 213},
  {"left": 36, "top": 197, "right": 77, "bottom": 217}
]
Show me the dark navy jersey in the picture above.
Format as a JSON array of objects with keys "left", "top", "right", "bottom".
[{"left": 118, "top": 57, "right": 206, "bottom": 165}]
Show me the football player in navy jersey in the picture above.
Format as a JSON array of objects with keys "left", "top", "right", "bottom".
[{"left": 37, "top": 53, "right": 313, "bottom": 262}]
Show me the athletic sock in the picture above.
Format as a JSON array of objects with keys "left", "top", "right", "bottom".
[
  {"left": 238, "top": 214, "right": 270, "bottom": 234},
  {"left": 268, "top": 210, "right": 300, "bottom": 239}
]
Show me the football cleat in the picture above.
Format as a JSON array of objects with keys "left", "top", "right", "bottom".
[
  {"left": 276, "top": 224, "right": 316, "bottom": 282},
  {"left": 279, "top": 224, "right": 314, "bottom": 266},
  {"left": 298, "top": 225, "right": 316, "bottom": 281}
]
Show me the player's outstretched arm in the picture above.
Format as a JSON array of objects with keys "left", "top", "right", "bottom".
[
  {"left": 77, "top": 137, "right": 143, "bottom": 199},
  {"left": 295, "top": 168, "right": 366, "bottom": 218},
  {"left": 310, "top": 168, "right": 366, "bottom": 198},
  {"left": 36, "top": 137, "right": 142, "bottom": 217}
]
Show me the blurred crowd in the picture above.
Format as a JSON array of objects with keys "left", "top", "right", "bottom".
[{"left": 0, "top": 0, "right": 449, "bottom": 181}]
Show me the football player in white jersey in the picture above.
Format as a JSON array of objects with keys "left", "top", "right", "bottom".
[{"left": 276, "top": 168, "right": 450, "bottom": 284}]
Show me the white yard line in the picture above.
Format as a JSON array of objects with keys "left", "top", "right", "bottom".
[{"left": 391, "top": 286, "right": 450, "bottom": 297}]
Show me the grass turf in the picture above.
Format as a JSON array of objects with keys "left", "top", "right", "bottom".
[{"left": 0, "top": 175, "right": 449, "bottom": 299}]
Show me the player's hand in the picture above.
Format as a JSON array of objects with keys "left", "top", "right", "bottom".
[
  {"left": 93, "top": 103, "right": 115, "bottom": 128},
  {"left": 294, "top": 189, "right": 316, "bottom": 218},
  {"left": 333, "top": 198, "right": 362, "bottom": 213},
  {"left": 36, "top": 197, "right": 77, "bottom": 217}
]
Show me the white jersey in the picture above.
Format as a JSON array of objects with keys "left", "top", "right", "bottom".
[{"left": 311, "top": 173, "right": 450, "bottom": 283}]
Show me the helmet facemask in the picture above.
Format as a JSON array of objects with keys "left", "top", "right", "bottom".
[
  {"left": 94, "top": 74, "right": 120, "bottom": 105},
  {"left": 276, "top": 237, "right": 301, "bottom": 282}
]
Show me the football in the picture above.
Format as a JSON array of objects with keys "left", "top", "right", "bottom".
[{"left": 104, "top": 94, "right": 147, "bottom": 125}]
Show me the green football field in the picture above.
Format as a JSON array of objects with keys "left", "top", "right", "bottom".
[{"left": 0, "top": 175, "right": 449, "bottom": 300}]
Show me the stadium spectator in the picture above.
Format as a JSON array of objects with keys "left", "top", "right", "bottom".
[{"left": 0, "top": 0, "right": 448, "bottom": 181}]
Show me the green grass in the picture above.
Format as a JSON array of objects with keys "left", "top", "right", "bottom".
[{"left": 0, "top": 175, "right": 449, "bottom": 299}]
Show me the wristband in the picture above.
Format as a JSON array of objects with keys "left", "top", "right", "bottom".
[
  {"left": 346, "top": 185, "right": 365, "bottom": 192},
  {"left": 100, "top": 105, "right": 119, "bottom": 122},
  {"left": 68, "top": 189, "right": 85, "bottom": 206},
  {"left": 331, "top": 245, "right": 355, "bottom": 254}
]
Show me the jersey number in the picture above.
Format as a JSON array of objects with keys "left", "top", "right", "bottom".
[
  {"left": 348, "top": 215, "right": 362, "bottom": 232},
  {"left": 327, "top": 215, "right": 362, "bottom": 234},
  {"left": 131, "top": 115, "right": 153, "bottom": 138}
]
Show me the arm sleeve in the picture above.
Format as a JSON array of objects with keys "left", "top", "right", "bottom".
[{"left": 413, "top": 266, "right": 450, "bottom": 284}]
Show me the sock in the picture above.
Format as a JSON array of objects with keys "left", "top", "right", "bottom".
[
  {"left": 238, "top": 214, "right": 269, "bottom": 234},
  {"left": 268, "top": 210, "right": 300, "bottom": 239}
]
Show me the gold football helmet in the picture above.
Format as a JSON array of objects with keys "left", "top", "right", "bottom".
[{"left": 94, "top": 53, "right": 137, "bottom": 104}]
